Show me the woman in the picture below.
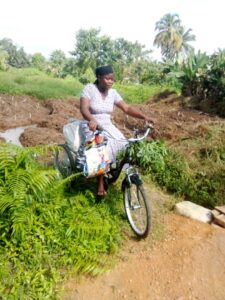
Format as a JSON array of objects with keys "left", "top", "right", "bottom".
[{"left": 80, "top": 65, "right": 154, "bottom": 196}]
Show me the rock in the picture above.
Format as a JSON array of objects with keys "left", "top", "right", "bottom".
[
  {"left": 213, "top": 214, "right": 225, "bottom": 228},
  {"left": 175, "top": 201, "right": 212, "bottom": 223},
  {"left": 215, "top": 206, "right": 225, "bottom": 215},
  {"left": 212, "top": 209, "right": 221, "bottom": 218}
]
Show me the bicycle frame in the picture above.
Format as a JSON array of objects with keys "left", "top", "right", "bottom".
[
  {"left": 55, "top": 123, "right": 153, "bottom": 238},
  {"left": 104, "top": 124, "right": 153, "bottom": 189}
]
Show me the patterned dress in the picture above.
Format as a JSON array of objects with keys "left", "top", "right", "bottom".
[{"left": 81, "top": 83, "right": 127, "bottom": 162}]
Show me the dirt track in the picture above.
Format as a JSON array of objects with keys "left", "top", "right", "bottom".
[
  {"left": 62, "top": 213, "right": 225, "bottom": 300},
  {"left": 1, "top": 93, "right": 225, "bottom": 299}
]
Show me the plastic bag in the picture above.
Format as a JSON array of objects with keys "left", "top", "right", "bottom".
[
  {"left": 63, "top": 119, "right": 88, "bottom": 152},
  {"left": 83, "top": 144, "right": 110, "bottom": 177},
  {"left": 75, "top": 131, "right": 111, "bottom": 178}
]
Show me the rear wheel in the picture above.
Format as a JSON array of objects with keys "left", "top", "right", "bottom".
[
  {"left": 124, "top": 183, "right": 152, "bottom": 238},
  {"left": 55, "top": 144, "right": 76, "bottom": 178}
]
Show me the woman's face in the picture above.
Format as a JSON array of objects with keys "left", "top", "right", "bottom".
[{"left": 98, "top": 73, "right": 114, "bottom": 90}]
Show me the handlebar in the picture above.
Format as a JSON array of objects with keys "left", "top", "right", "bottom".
[
  {"left": 103, "top": 123, "right": 154, "bottom": 143},
  {"left": 127, "top": 123, "right": 154, "bottom": 142}
]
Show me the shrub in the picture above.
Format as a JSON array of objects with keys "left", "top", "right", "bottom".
[{"left": 127, "top": 140, "right": 225, "bottom": 208}]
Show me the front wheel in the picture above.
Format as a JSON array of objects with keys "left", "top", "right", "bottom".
[{"left": 123, "top": 183, "right": 152, "bottom": 238}]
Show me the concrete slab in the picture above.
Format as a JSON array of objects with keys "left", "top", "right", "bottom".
[{"left": 175, "top": 201, "right": 212, "bottom": 223}]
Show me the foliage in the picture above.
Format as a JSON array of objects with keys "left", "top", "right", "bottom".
[
  {"left": 79, "top": 67, "right": 96, "bottom": 84},
  {"left": 176, "top": 50, "right": 210, "bottom": 97},
  {"left": 0, "top": 34, "right": 184, "bottom": 86},
  {"left": 154, "top": 13, "right": 195, "bottom": 60},
  {"left": 205, "top": 49, "right": 225, "bottom": 104},
  {"left": 126, "top": 138, "right": 225, "bottom": 208},
  {"left": 0, "top": 46, "right": 9, "bottom": 71},
  {"left": 169, "top": 49, "right": 225, "bottom": 116},
  {"left": 71, "top": 28, "right": 113, "bottom": 73},
  {"left": 0, "top": 38, "right": 31, "bottom": 68},
  {"left": 0, "top": 68, "right": 83, "bottom": 99},
  {"left": 61, "top": 57, "right": 79, "bottom": 78},
  {"left": 71, "top": 28, "right": 152, "bottom": 80},
  {"left": 0, "top": 143, "right": 123, "bottom": 299},
  {"left": 31, "top": 52, "right": 46, "bottom": 71},
  {"left": 47, "top": 50, "right": 67, "bottom": 77}
]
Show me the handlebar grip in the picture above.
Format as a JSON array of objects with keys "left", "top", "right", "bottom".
[
  {"left": 97, "top": 125, "right": 104, "bottom": 132},
  {"left": 145, "top": 123, "right": 154, "bottom": 129}
]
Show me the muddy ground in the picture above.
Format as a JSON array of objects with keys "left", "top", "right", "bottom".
[
  {"left": 0, "top": 92, "right": 221, "bottom": 146},
  {"left": 0, "top": 93, "right": 225, "bottom": 300}
]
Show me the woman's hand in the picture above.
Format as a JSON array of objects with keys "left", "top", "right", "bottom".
[
  {"left": 89, "top": 118, "right": 98, "bottom": 131},
  {"left": 144, "top": 116, "right": 155, "bottom": 125}
]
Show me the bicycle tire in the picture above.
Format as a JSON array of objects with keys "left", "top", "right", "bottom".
[
  {"left": 123, "top": 183, "right": 152, "bottom": 238},
  {"left": 55, "top": 144, "right": 76, "bottom": 178}
]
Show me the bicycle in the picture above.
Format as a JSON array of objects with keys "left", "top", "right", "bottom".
[{"left": 55, "top": 123, "right": 154, "bottom": 239}]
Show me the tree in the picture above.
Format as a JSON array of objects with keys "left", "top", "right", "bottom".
[
  {"left": 31, "top": 52, "right": 46, "bottom": 71},
  {"left": 178, "top": 27, "right": 196, "bottom": 58},
  {"left": 71, "top": 28, "right": 118, "bottom": 73},
  {"left": 154, "top": 13, "right": 195, "bottom": 60},
  {"left": 48, "top": 49, "right": 66, "bottom": 77},
  {"left": 62, "top": 57, "right": 79, "bottom": 78},
  {"left": 0, "top": 38, "right": 30, "bottom": 68},
  {"left": 0, "top": 46, "right": 9, "bottom": 70},
  {"left": 71, "top": 28, "right": 152, "bottom": 81}
]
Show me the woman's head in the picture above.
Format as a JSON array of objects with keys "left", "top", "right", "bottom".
[{"left": 95, "top": 65, "right": 114, "bottom": 90}]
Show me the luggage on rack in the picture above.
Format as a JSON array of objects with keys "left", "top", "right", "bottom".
[
  {"left": 63, "top": 119, "right": 88, "bottom": 153},
  {"left": 63, "top": 119, "right": 111, "bottom": 178},
  {"left": 76, "top": 130, "right": 111, "bottom": 178}
]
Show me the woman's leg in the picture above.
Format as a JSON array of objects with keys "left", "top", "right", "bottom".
[{"left": 97, "top": 174, "right": 107, "bottom": 196}]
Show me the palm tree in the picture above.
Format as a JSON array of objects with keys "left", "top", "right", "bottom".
[
  {"left": 154, "top": 13, "right": 195, "bottom": 60},
  {"left": 178, "top": 27, "right": 196, "bottom": 58}
]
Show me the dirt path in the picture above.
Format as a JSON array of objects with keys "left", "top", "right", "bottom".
[{"left": 62, "top": 213, "right": 225, "bottom": 300}]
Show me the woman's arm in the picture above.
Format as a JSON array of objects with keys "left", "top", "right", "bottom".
[
  {"left": 116, "top": 100, "right": 154, "bottom": 124},
  {"left": 80, "top": 97, "right": 98, "bottom": 131}
]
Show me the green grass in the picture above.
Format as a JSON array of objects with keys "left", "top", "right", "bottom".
[
  {"left": 115, "top": 83, "right": 180, "bottom": 103},
  {"left": 0, "top": 68, "right": 179, "bottom": 103},
  {"left": 0, "top": 68, "right": 83, "bottom": 100}
]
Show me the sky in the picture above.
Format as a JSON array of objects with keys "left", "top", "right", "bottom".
[{"left": 1, "top": 0, "right": 224, "bottom": 60}]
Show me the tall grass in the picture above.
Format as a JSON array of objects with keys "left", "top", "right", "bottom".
[{"left": 0, "top": 68, "right": 83, "bottom": 100}]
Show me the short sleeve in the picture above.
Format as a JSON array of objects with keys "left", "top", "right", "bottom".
[
  {"left": 80, "top": 84, "right": 92, "bottom": 100},
  {"left": 113, "top": 89, "right": 123, "bottom": 104}
]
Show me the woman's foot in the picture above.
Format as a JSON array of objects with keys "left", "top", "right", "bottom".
[
  {"left": 97, "top": 174, "right": 107, "bottom": 197},
  {"left": 97, "top": 190, "right": 107, "bottom": 197}
]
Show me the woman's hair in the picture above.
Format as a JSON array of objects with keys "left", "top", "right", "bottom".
[{"left": 95, "top": 65, "right": 113, "bottom": 77}]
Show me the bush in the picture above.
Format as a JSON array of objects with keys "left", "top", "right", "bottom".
[{"left": 127, "top": 140, "right": 225, "bottom": 208}]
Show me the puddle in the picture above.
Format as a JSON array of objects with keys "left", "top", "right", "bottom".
[{"left": 0, "top": 125, "right": 37, "bottom": 146}]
